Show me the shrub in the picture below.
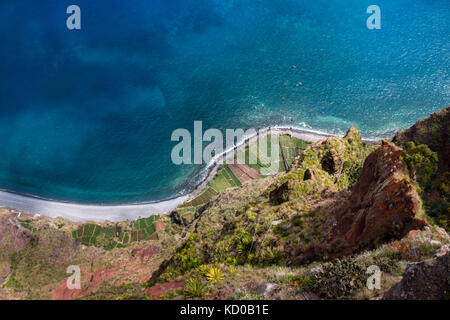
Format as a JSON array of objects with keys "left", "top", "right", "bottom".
[
  {"left": 292, "top": 216, "right": 304, "bottom": 227},
  {"left": 174, "top": 246, "right": 202, "bottom": 272},
  {"left": 305, "top": 258, "right": 365, "bottom": 300},
  {"left": 404, "top": 142, "right": 438, "bottom": 186},
  {"left": 224, "top": 256, "right": 238, "bottom": 266},
  {"left": 196, "top": 265, "right": 210, "bottom": 277},
  {"left": 439, "top": 172, "right": 450, "bottom": 194}
]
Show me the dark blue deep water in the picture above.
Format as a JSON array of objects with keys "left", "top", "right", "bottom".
[{"left": 0, "top": 0, "right": 448, "bottom": 203}]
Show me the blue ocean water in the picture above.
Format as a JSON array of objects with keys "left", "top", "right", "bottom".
[{"left": 0, "top": 0, "right": 448, "bottom": 204}]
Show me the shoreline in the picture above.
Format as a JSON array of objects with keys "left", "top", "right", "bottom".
[{"left": 0, "top": 127, "right": 354, "bottom": 223}]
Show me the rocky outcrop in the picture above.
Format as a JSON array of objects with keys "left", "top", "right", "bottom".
[
  {"left": 319, "top": 127, "right": 361, "bottom": 175},
  {"left": 269, "top": 181, "right": 291, "bottom": 205},
  {"left": 327, "top": 140, "right": 425, "bottom": 256},
  {"left": 170, "top": 209, "right": 193, "bottom": 226},
  {"left": 384, "top": 251, "right": 450, "bottom": 300}
]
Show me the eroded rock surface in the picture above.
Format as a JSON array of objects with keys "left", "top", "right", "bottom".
[
  {"left": 384, "top": 251, "right": 450, "bottom": 300},
  {"left": 328, "top": 141, "right": 425, "bottom": 255}
]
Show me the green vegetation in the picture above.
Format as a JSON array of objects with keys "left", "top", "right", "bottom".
[
  {"left": 180, "top": 164, "right": 240, "bottom": 208},
  {"left": 160, "top": 233, "right": 203, "bottom": 281},
  {"left": 205, "top": 267, "right": 225, "bottom": 282},
  {"left": 265, "top": 248, "right": 282, "bottom": 266},
  {"left": 403, "top": 142, "right": 449, "bottom": 231},
  {"left": 304, "top": 258, "right": 366, "bottom": 300},
  {"left": 404, "top": 142, "right": 438, "bottom": 186},
  {"left": 237, "top": 233, "right": 253, "bottom": 255},
  {"left": 72, "top": 215, "right": 160, "bottom": 250},
  {"left": 17, "top": 219, "right": 36, "bottom": 232},
  {"left": 209, "top": 164, "right": 241, "bottom": 192},
  {"left": 236, "top": 135, "right": 289, "bottom": 174},
  {"left": 184, "top": 277, "right": 206, "bottom": 298},
  {"left": 181, "top": 187, "right": 218, "bottom": 207}
]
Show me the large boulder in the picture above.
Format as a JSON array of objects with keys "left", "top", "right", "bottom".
[{"left": 384, "top": 251, "right": 450, "bottom": 300}]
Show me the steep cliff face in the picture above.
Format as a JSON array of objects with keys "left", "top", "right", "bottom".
[
  {"left": 0, "top": 209, "right": 33, "bottom": 286},
  {"left": 0, "top": 210, "right": 33, "bottom": 257}
]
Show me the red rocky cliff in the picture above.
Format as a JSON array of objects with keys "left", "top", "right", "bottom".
[{"left": 328, "top": 140, "right": 426, "bottom": 256}]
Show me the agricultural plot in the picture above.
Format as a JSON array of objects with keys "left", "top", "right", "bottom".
[
  {"left": 72, "top": 215, "right": 161, "bottom": 250},
  {"left": 209, "top": 164, "right": 241, "bottom": 192},
  {"left": 180, "top": 164, "right": 241, "bottom": 208},
  {"left": 257, "top": 135, "right": 286, "bottom": 175},
  {"left": 228, "top": 163, "right": 260, "bottom": 184},
  {"left": 235, "top": 135, "right": 285, "bottom": 174},
  {"left": 181, "top": 186, "right": 218, "bottom": 207},
  {"left": 279, "top": 134, "right": 307, "bottom": 170}
]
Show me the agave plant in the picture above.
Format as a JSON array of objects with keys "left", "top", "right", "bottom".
[
  {"left": 237, "top": 235, "right": 253, "bottom": 255},
  {"left": 196, "top": 264, "right": 210, "bottom": 277},
  {"left": 228, "top": 266, "right": 237, "bottom": 275},
  {"left": 206, "top": 267, "right": 225, "bottom": 282},
  {"left": 184, "top": 277, "right": 205, "bottom": 298},
  {"left": 266, "top": 248, "right": 282, "bottom": 265}
]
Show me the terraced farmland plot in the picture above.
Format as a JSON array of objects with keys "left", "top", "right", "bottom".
[
  {"left": 181, "top": 187, "right": 218, "bottom": 207},
  {"left": 134, "top": 215, "right": 160, "bottom": 230},
  {"left": 257, "top": 135, "right": 285, "bottom": 174},
  {"left": 236, "top": 146, "right": 264, "bottom": 171},
  {"left": 209, "top": 164, "right": 241, "bottom": 192},
  {"left": 228, "top": 163, "right": 260, "bottom": 184},
  {"left": 72, "top": 215, "right": 161, "bottom": 249},
  {"left": 235, "top": 135, "right": 284, "bottom": 174}
]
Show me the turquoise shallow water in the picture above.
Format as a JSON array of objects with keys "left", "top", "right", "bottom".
[{"left": 0, "top": 0, "right": 448, "bottom": 203}]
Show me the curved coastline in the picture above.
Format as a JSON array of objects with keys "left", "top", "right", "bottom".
[{"left": 0, "top": 126, "right": 376, "bottom": 223}]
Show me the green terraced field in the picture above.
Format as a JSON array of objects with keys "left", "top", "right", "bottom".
[
  {"left": 209, "top": 164, "right": 241, "bottom": 192},
  {"left": 72, "top": 215, "right": 161, "bottom": 250},
  {"left": 181, "top": 187, "right": 218, "bottom": 207},
  {"left": 258, "top": 135, "right": 286, "bottom": 174},
  {"left": 236, "top": 135, "right": 287, "bottom": 175},
  {"left": 180, "top": 164, "right": 241, "bottom": 208}
]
